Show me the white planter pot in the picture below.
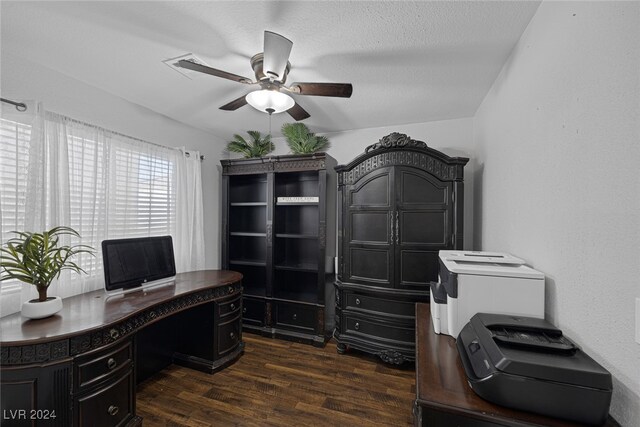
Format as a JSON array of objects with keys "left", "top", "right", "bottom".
[{"left": 21, "top": 296, "right": 63, "bottom": 319}]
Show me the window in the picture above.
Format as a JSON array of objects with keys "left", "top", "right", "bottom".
[
  {"left": 0, "top": 115, "right": 177, "bottom": 291},
  {"left": 0, "top": 118, "right": 31, "bottom": 291}
]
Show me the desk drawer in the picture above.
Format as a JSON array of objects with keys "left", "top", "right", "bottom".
[
  {"left": 274, "top": 301, "right": 317, "bottom": 333},
  {"left": 75, "top": 340, "right": 133, "bottom": 391},
  {"left": 344, "top": 292, "right": 414, "bottom": 317},
  {"left": 344, "top": 314, "right": 415, "bottom": 344},
  {"left": 217, "top": 315, "right": 241, "bottom": 357},
  {"left": 219, "top": 295, "right": 241, "bottom": 318},
  {"left": 76, "top": 369, "right": 134, "bottom": 427}
]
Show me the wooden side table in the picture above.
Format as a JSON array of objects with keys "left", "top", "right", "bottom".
[{"left": 414, "top": 303, "right": 619, "bottom": 427}]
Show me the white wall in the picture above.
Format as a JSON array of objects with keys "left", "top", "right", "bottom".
[
  {"left": 0, "top": 53, "right": 226, "bottom": 270},
  {"left": 227, "top": 117, "right": 476, "bottom": 248},
  {"left": 473, "top": 2, "right": 640, "bottom": 425}
]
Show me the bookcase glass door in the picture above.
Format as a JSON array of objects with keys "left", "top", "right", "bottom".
[
  {"left": 228, "top": 173, "right": 268, "bottom": 297},
  {"left": 274, "top": 171, "right": 320, "bottom": 304}
]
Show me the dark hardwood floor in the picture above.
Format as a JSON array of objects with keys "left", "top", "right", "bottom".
[{"left": 137, "top": 334, "right": 416, "bottom": 426}]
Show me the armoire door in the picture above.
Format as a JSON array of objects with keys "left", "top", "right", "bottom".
[
  {"left": 344, "top": 167, "right": 395, "bottom": 287},
  {"left": 394, "top": 167, "right": 453, "bottom": 289}
]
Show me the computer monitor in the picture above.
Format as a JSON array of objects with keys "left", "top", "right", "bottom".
[{"left": 102, "top": 236, "right": 176, "bottom": 292}]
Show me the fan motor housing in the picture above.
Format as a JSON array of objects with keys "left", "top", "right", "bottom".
[{"left": 251, "top": 53, "right": 291, "bottom": 83}]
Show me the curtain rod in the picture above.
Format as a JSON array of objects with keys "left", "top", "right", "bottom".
[
  {"left": 1, "top": 97, "right": 205, "bottom": 160},
  {"left": 1, "top": 97, "right": 27, "bottom": 112},
  {"left": 49, "top": 113, "right": 206, "bottom": 161}
]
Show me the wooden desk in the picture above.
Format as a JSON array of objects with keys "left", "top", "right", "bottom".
[
  {"left": 414, "top": 303, "right": 619, "bottom": 427},
  {"left": 1, "top": 270, "right": 243, "bottom": 427}
]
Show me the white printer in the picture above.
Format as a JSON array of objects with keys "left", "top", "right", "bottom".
[{"left": 430, "top": 251, "right": 545, "bottom": 338}]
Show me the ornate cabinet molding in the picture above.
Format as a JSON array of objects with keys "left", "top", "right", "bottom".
[
  {"left": 365, "top": 132, "right": 428, "bottom": 152},
  {"left": 221, "top": 153, "right": 327, "bottom": 175},
  {"left": 337, "top": 133, "right": 466, "bottom": 186}
]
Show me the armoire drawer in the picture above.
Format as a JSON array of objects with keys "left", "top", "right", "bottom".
[
  {"left": 242, "top": 297, "right": 266, "bottom": 326},
  {"left": 75, "top": 340, "right": 133, "bottom": 391},
  {"left": 344, "top": 292, "right": 414, "bottom": 318},
  {"left": 343, "top": 314, "right": 415, "bottom": 344},
  {"left": 217, "top": 315, "right": 241, "bottom": 357},
  {"left": 218, "top": 295, "right": 241, "bottom": 318},
  {"left": 273, "top": 301, "right": 317, "bottom": 333},
  {"left": 76, "top": 369, "right": 134, "bottom": 427}
]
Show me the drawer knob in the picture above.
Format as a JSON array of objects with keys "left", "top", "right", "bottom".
[
  {"left": 107, "top": 358, "right": 117, "bottom": 370},
  {"left": 355, "top": 298, "right": 361, "bottom": 305},
  {"left": 243, "top": 307, "right": 247, "bottom": 314},
  {"left": 355, "top": 322, "right": 360, "bottom": 331},
  {"left": 108, "top": 405, "right": 119, "bottom": 416},
  {"left": 109, "top": 329, "right": 119, "bottom": 340},
  {"left": 230, "top": 332, "right": 235, "bottom": 339},
  {"left": 228, "top": 286, "right": 234, "bottom": 294},
  {"left": 230, "top": 303, "right": 235, "bottom": 310},
  {"left": 292, "top": 314, "right": 297, "bottom": 321}
]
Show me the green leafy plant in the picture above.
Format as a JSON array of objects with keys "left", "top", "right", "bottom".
[
  {"left": 0, "top": 226, "right": 95, "bottom": 302},
  {"left": 281, "top": 123, "right": 330, "bottom": 154},
  {"left": 226, "top": 131, "right": 275, "bottom": 158}
]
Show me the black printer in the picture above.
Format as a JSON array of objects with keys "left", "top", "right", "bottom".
[{"left": 457, "top": 313, "right": 612, "bottom": 425}]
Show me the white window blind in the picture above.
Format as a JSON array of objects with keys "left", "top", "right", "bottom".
[
  {"left": 64, "top": 122, "right": 177, "bottom": 284},
  {"left": 0, "top": 118, "right": 31, "bottom": 291},
  {"left": 108, "top": 148, "right": 175, "bottom": 237}
]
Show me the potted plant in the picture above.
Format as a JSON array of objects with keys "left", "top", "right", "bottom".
[
  {"left": 281, "top": 123, "right": 330, "bottom": 154},
  {"left": 0, "top": 226, "right": 94, "bottom": 319},
  {"left": 226, "top": 130, "right": 275, "bottom": 158}
]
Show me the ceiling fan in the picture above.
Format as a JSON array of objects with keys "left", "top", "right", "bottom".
[{"left": 176, "top": 31, "right": 353, "bottom": 121}]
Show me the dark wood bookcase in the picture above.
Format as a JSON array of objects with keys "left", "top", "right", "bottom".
[{"left": 221, "top": 153, "right": 336, "bottom": 346}]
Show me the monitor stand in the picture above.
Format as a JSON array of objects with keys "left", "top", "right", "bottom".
[{"left": 104, "top": 276, "right": 176, "bottom": 299}]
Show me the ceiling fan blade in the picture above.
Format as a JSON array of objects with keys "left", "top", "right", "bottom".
[
  {"left": 263, "top": 31, "right": 293, "bottom": 81},
  {"left": 177, "top": 60, "right": 253, "bottom": 84},
  {"left": 290, "top": 82, "right": 353, "bottom": 98},
  {"left": 287, "top": 102, "right": 310, "bottom": 121},
  {"left": 219, "top": 95, "right": 248, "bottom": 111}
]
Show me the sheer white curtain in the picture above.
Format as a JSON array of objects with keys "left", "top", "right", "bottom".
[
  {"left": 0, "top": 101, "right": 47, "bottom": 314},
  {"left": 0, "top": 103, "right": 205, "bottom": 315},
  {"left": 175, "top": 149, "right": 205, "bottom": 271}
]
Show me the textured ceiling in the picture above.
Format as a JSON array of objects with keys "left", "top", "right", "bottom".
[{"left": 1, "top": 1, "right": 540, "bottom": 139}]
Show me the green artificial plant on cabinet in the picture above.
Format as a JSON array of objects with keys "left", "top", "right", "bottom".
[
  {"left": 281, "top": 123, "right": 329, "bottom": 154},
  {"left": 226, "top": 131, "right": 274, "bottom": 159}
]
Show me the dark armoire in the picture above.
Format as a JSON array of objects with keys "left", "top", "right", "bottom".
[
  {"left": 334, "top": 133, "right": 468, "bottom": 364},
  {"left": 221, "top": 153, "right": 336, "bottom": 347}
]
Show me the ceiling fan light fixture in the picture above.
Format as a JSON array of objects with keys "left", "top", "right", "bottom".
[{"left": 245, "top": 89, "right": 295, "bottom": 114}]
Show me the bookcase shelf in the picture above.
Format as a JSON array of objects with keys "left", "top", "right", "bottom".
[
  {"left": 230, "top": 202, "right": 267, "bottom": 207},
  {"left": 276, "top": 201, "right": 319, "bottom": 206},
  {"left": 275, "top": 205, "right": 318, "bottom": 236},
  {"left": 229, "top": 259, "right": 267, "bottom": 267},
  {"left": 230, "top": 232, "right": 266, "bottom": 237},
  {"left": 274, "top": 262, "right": 319, "bottom": 273},
  {"left": 229, "top": 205, "right": 266, "bottom": 234},
  {"left": 243, "top": 286, "right": 267, "bottom": 298},
  {"left": 275, "top": 233, "right": 318, "bottom": 239},
  {"left": 221, "top": 153, "right": 336, "bottom": 347},
  {"left": 274, "top": 290, "right": 318, "bottom": 305}
]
